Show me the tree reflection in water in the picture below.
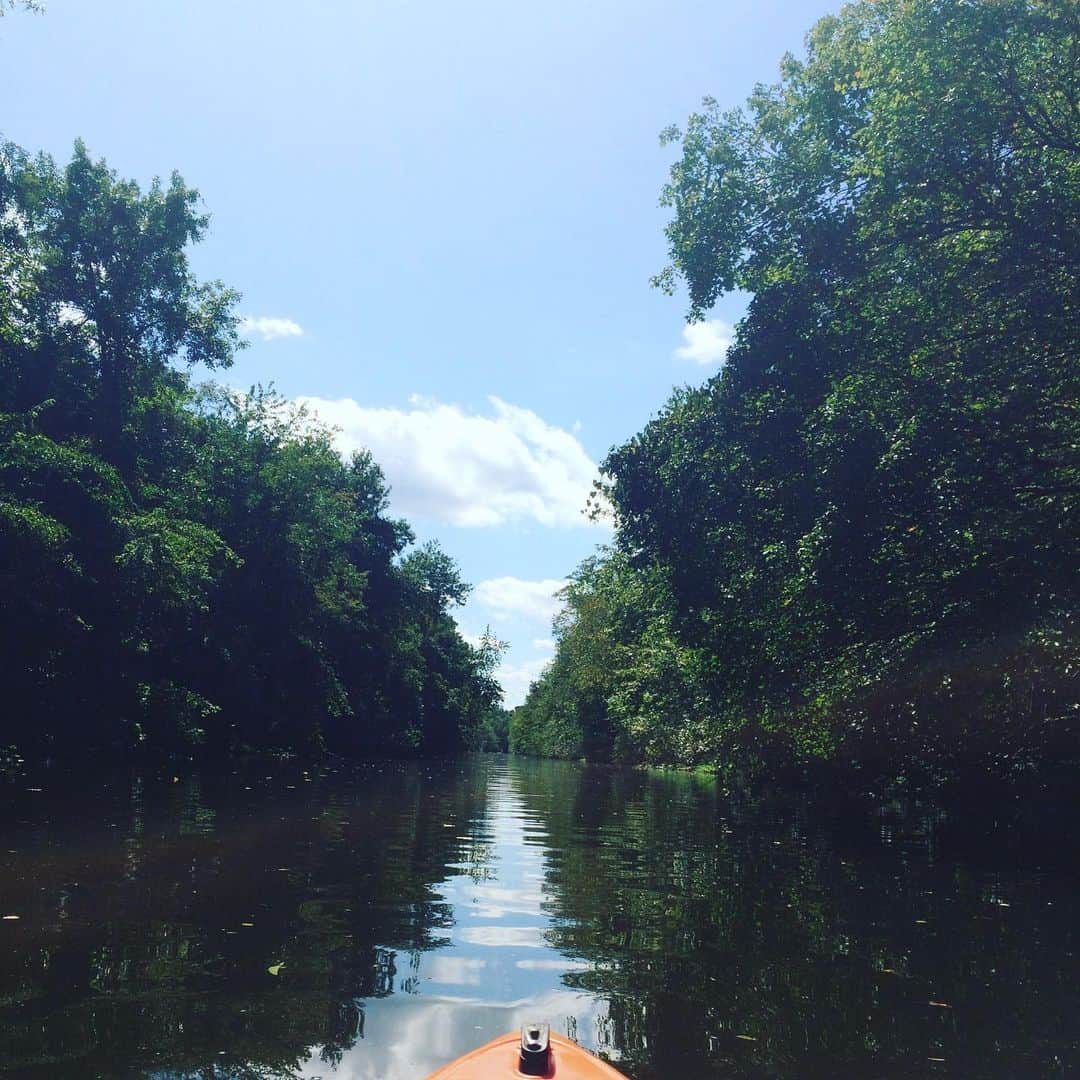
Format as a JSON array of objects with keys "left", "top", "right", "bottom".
[
  {"left": 1, "top": 757, "right": 1079, "bottom": 1079},
  {"left": 513, "top": 760, "right": 1080, "bottom": 1079},
  {"left": 0, "top": 760, "right": 491, "bottom": 1078}
]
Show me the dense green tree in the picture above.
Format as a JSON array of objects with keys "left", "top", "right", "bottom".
[
  {"left": 0, "top": 140, "right": 499, "bottom": 762},
  {"left": 511, "top": 553, "right": 713, "bottom": 763},
  {"left": 516, "top": 0, "right": 1079, "bottom": 784}
]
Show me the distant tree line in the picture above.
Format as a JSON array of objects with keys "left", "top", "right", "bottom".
[
  {"left": 0, "top": 140, "right": 505, "bottom": 761},
  {"left": 512, "top": 0, "right": 1079, "bottom": 786}
]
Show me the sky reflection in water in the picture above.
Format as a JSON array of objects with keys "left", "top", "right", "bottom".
[
  {"left": 2, "top": 756, "right": 1079, "bottom": 1079},
  {"left": 307, "top": 767, "right": 612, "bottom": 1078}
]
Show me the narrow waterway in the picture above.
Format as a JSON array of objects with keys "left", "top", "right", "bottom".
[{"left": 1, "top": 755, "right": 1077, "bottom": 1078}]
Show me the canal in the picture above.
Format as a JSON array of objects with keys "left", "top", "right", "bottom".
[{"left": 1, "top": 755, "right": 1077, "bottom": 1077}]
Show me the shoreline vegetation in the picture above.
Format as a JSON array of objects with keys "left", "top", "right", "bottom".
[
  {"left": 0, "top": 140, "right": 509, "bottom": 764},
  {"left": 510, "top": 0, "right": 1078, "bottom": 793},
  {"left": 1, "top": 0, "right": 1076, "bottom": 795}
]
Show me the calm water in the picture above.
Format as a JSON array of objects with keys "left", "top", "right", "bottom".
[{"left": 1, "top": 755, "right": 1078, "bottom": 1078}]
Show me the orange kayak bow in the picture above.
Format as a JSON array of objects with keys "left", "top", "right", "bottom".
[{"left": 425, "top": 1024, "right": 629, "bottom": 1080}]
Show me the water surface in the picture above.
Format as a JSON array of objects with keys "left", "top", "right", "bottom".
[{"left": 1, "top": 756, "right": 1077, "bottom": 1078}]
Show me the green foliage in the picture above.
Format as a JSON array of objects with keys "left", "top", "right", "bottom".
[
  {"left": 511, "top": 553, "right": 715, "bottom": 764},
  {"left": 514, "top": 0, "right": 1079, "bottom": 785},
  {"left": 0, "top": 141, "right": 499, "bottom": 761},
  {"left": 466, "top": 705, "right": 512, "bottom": 752}
]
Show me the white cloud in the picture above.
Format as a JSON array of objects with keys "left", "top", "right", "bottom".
[
  {"left": 473, "top": 577, "right": 567, "bottom": 624},
  {"left": 457, "top": 593, "right": 561, "bottom": 705},
  {"left": 674, "top": 318, "right": 733, "bottom": 366},
  {"left": 297, "top": 395, "right": 601, "bottom": 529},
  {"left": 239, "top": 315, "right": 304, "bottom": 341},
  {"left": 497, "top": 656, "right": 551, "bottom": 708}
]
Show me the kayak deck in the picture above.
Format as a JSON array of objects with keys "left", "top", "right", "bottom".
[{"left": 425, "top": 1030, "right": 629, "bottom": 1079}]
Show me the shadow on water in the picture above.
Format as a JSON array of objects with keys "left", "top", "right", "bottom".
[
  {"left": 516, "top": 761, "right": 1080, "bottom": 1079},
  {"left": 0, "top": 758, "right": 493, "bottom": 1078},
  {"left": 1, "top": 755, "right": 1079, "bottom": 1078}
]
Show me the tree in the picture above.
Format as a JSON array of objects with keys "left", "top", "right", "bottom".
[
  {"left": 0, "top": 142, "right": 497, "bottom": 763},
  {"left": 523, "top": 0, "right": 1079, "bottom": 784},
  {"left": 511, "top": 552, "right": 713, "bottom": 765}
]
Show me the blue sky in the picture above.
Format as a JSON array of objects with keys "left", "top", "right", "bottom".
[{"left": 2, "top": 0, "right": 833, "bottom": 704}]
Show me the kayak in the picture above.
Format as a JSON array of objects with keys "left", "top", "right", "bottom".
[{"left": 425, "top": 1024, "right": 630, "bottom": 1079}]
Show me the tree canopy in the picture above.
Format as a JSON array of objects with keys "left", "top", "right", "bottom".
[
  {"left": 512, "top": 0, "right": 1079, "bottom": 786},
  {"left": 0, "top": 140, "right": 502, "bottom": 762}
]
